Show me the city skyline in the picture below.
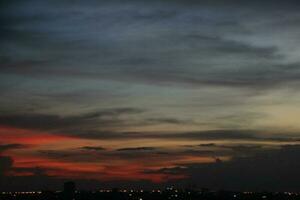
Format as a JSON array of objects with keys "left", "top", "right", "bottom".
[{"left": 1, "top": 0, "right": 300, "bottom": 191}]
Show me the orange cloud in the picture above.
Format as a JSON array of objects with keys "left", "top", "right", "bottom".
[
  {"left": 0, "top": 125, "right": 75, "bottom": 145},
  {"left": 0, "top": 125, "right": 214, "bottom": 183}
]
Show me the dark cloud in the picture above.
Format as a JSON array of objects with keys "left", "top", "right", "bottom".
[
  {"left": 181, "top": 149, "right": 216, "bottom": 156},
  {"left": 0, "top": 156, "right": 13, "bottom": 176},
  {"left": 156, "top": 130, "right": 261, "bottom": 141},
  {"left": 13, "top": 166, "right": 47, "bottom": 177},
  {"left": 38, "top": 150, "right": 77, "bottom": 160},
  {"left": 64, "top": 129, "right": 262, "bottom": 140},
  {"left": 184, "top": 143, "right": 269, "bottom": 157},
  {"left": 26, "top": 126, "right": 300, "bottom": 143},
  {"left": 198, "top": 143, "right": 216, "bottom": 147},
  {"left": 66, "top": 130, "right": 133, "bottom": 140},
  {"left": 145, "top": 118, "right": 195, "bottom": 125},
  {"left": 0, "top": 144, "right": 26, "bottom": 153},
  {"left": 220, "top": 144, "right": 263, "bottom": 153},
  {"left": 1, "top": 0, "right": 300, "bottom": 90},
  {"left": 36, "top": 143, "right": 262, "bottom": 165},
  {"left": 80, "top": 146, "right": 106, "bottom": 151},
  {"left": 5, "top": 142, "right": 300, "bottom": 191},
  {"left": 150, "top": 145, "right": 300, "bottom": 191},
  {"left": 155, "top": 130, "right": 300, "bottom": 143},
  {"left": 144, "top": 166, "right": 187, "bottom": 176},
  {"left": 37, "top": 145, "right": 218, "bottom": 164},
  {"left": 37, "top": 146, "right": 161, "bottom": 163},
  {"left": 116, "top": 147, "right": 156, "bottom": 152},
  {"left": 0, "top": 107, "right": 143, "bottom": 131},
  {"left": 0, "top": 111, "right": 296, "bottom": 145}
]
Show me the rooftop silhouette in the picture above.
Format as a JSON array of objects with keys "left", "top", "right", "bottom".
[{"left": 1, "top": 182, "right": 300, "bottom": 200}]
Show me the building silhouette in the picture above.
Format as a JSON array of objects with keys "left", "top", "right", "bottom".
[{"left": 63, "top": 181, "right": 76, "bottom": 200}]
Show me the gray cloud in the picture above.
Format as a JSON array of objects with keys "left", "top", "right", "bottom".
[
  {"left": 35, "top": 142, "right": 269, "bottom": 166},
  {"left": 0, "top": 108, "right": 143, "bottom": 131},
  {"left": 2, "top": 0, "right": 300, "bottom": 90},
  {"left": 198, "top": 143, "right": 217, "bottom": 147},
  {"left": 116, "top": 147, "right": 157, "bottom": 152},
  {"left": 80, "top": 146, "right": 106, "bottom": 151},
  {"left": 0, "top": 156, "right": 13, "bottom": 177},
  {"left": 0, "top": 144, "right": 26, "bottom": 153},
  {"left": 220, "top": 144, "right": 263, "bottom": 152},
  {"left": 144, "top": 118, "right": 195, "bottom": 125},
  {"left": 51, "top": 129, "right": 266, "bottom": 141},
  {"left": 37, "top": 147, "right": 163, "bottom": 163},
  {"left": 0, "top": 108, "right": 297, "bottom": 144}
]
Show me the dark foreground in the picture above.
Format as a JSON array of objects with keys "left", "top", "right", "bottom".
[{"left": 1, "top": 189, "right": 300, "bottom": 200}]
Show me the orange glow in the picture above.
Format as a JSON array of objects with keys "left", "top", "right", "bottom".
[
  {"left": 0, "top": 125, "right": 217, "bottom": 183},
  {"left": 0, "top": 125, "right": 76, "bottom": 145}
]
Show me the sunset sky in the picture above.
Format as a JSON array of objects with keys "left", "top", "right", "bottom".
[{"left": 1, "top": 0, "right": 300, "bottom": 191}]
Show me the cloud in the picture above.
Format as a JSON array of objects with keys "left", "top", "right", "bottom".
[
  {"left": 144, "top": 166, "right": 187, "bottom": 176},
  {"left": 145, "top": 118, "right": 195, "bottom": 125},
  {"left": 1, "top": 113, "right": 298, "bottom": 145},
  {"left": 20, "top": 125, "right": 300, "bottom": 143},
  {"left": 150, "top": 145, "right": 300, "bottom": 191},
  {"left": 180, "top": 130, "right": 258, "bottom": 140},
  {"left": 66, "top": 129, "right": 262, "bottom": 141},
  {"left": 220, "top": 144, "right": 263, "bottom": 153},
  {"left": 80, "top": 146, "right": 106, "bottom": 151},
  {"left": 116, "top": 147, "right": 157, "bottom": 152},
  {"left": 147, "top": 130, "right": 300, "bottom": 143},
  {"left": 0, "top": 156, "right": 13, "bottom": 176},
  {"left": 0, "top": 107, "right": 143, "bottom": 131},
  {"left": 181, "top": 149, "right": 216, "bottom": 156},
  {"left": 0, "top": 143, "right": 26, "bottom": 153},
  {"left": 2, "top": 0, "right": 300, "bottom": 91},
  {"left": 198, "top": 143, "right": 216, "bottom": 147}
]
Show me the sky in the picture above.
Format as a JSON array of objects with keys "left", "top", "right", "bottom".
[{"left": 1, "top": 0, "right": 300, "bottom": 191}]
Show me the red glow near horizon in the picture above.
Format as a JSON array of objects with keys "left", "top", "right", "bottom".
[
  {"left": 0, "top": 125, "right": 76, "bottom": 145},
  {"left": 0, "top": 125, "right": 191, "bottom": 183}
]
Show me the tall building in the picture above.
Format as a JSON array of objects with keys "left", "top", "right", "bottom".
[{"left": 63, "top": 181, "right": 76, "bottom": 200}]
